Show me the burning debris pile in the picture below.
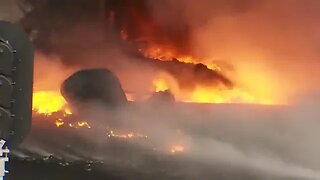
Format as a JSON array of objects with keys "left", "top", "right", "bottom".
[
  {"left": 21, "top": 0, "right": 288, "bottom": 161},
  {"left": 19, "top": 0, "right": 297, "bottom": 165},
  {"left": 20, "top": 0, "right": 278, "bottom": 105}
]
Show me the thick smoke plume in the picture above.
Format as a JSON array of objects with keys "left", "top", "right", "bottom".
[{"left": 18, "top": 0, "right": 236, "bottom": 93}]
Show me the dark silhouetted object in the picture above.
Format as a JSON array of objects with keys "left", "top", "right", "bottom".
[
  {"left": 0, "top": 21, "right": 34, "bottom": 148},
  {"left": 61, "top": 69, "right": 127, "bottom": 109}
]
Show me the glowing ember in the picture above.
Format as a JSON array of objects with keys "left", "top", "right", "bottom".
[
  {"left": 55, "top": 118, "right": 65, "bottom": 127},
  {"left": 77, "top": 121, "right": 91, "bottom": 129},
  {"left": 60, "top": 120, "right": 92, "bottom": 129},
  {"left": 64, "top": 108, "right": 73, "bottom": 115},
  {"left": 170, "top": 145, "right": 185, "bottom": 154},
  {"left": 125, "top": 93, "right": 135, "bottom": 102},
  {"left": 107, "top": 130, "right": 148, "bottom": 139}
]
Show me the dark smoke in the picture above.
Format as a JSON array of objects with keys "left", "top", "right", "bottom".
[
  {"left": 19, "top": 0, "right": 234, "bottom": 90},
  {"left": 107, "top": 0, "right": 193, "bottom": 56}
]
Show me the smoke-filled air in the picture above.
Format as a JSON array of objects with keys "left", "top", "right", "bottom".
[{"left": 1, "top": 0, "right": 320, "bottom": 179}]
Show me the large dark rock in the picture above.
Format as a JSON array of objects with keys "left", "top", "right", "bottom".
[{"left": 61, "top": 69, "right": 127, "bottom": 108}]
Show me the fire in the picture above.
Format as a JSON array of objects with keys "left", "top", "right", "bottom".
[
  {"left": 141, "top": 43, "right": 278, "bottom": 104},
  {"left": 118, "top": 10, "right": 282, "bottom": 105},
  {"left": 189, "top": 87, "right": 273, "bottom": 104},
  {"left": 33, "top": 90, "right": 93, "bottom": 129},
  {"left": 55, "top": 119, "right": 65, "bottom": 127},
  {"left": 151, "top": 73, "right": 275, "bottom": 104},
  {"left": 54, "top": 118, "right": 91, "bottom": 129},
  {"left": 142, "top": 47, "right": 221, "bottom": 71},
  {"left": 77, "top": 121, "right": 91, "bottom": 128},
  {"left": 153, "top": 78, "right": 169, "bottom": 92},
  {"left": 141, "top": 33, "right": 290, "bottom": 104},
  {"left": 33, "top": 91, "right": 68, "bottom": 115}
]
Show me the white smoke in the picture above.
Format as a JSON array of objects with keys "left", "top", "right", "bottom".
[{"left": 15, "top": 99, "right": 320, "bottom": 180}]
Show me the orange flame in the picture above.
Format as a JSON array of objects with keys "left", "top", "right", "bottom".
[
  {"left": 151, "top": 73, "right": 275, "bottom": 104},
  {"left": 153, "top": 78, "right": 169, "bottom": 92},
  {"left": 33, "top": 91, "right": 69, "bottom": 115},
  {"left": 33, "top": 90, "right": 93, "bottom": 129},
  {"left": 139, "top": 34, "right": 288, "bottom": 105}
]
